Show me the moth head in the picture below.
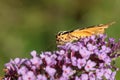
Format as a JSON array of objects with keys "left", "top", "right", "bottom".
[
  {"left": 56, "top": 31, "right": 69, "bottom": 45},
  {"left": 57, "top": 31, "right": 68, "bottom": 35}
]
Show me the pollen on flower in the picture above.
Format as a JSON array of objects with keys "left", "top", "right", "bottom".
[{"left": 3, "top": 34, "right": 120, "bottom": 80}]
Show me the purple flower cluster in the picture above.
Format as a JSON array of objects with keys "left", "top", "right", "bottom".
[{"left": 3, "top": 34, "right": 120, "bottom": 80}]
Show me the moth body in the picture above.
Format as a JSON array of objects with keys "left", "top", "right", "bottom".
[{"left": 56, "top": 22, "right": 115, "bottom": 45}]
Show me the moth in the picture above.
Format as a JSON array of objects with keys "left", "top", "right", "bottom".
[{"left": 56, "top": 22, "right": 115, "bottom": 45}]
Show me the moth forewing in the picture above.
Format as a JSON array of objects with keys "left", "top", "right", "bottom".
[{"left": 69, "top": 30, "right": 93, "bottom": 38}]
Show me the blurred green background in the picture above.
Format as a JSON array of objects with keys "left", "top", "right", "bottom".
[{"left": 0, "top": 0, "right": 120, "bottom": 79}]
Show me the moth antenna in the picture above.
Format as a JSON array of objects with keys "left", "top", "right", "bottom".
[
  {"left": 107, "top": 21, "right": 116, "bottom": 26},
  {"left": 99, "top": 21, "right": 116, "bottom": 28},
  {"left": 105, "top": 21, "right": 116, "bottom": 28}
]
